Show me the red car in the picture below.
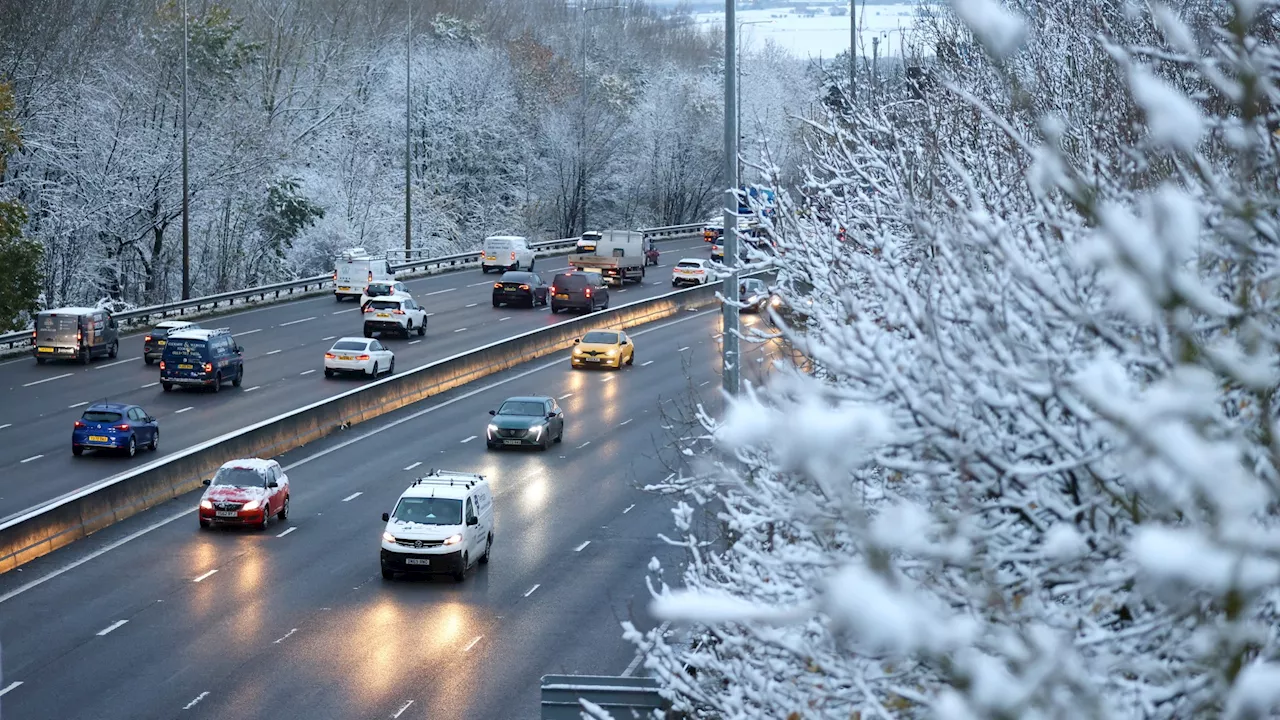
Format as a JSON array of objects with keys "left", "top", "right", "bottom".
[{"left": 198, "top": 458, "right": 291, "bottom": 530}]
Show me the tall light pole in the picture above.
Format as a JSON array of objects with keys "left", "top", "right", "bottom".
[
  {"left": 735, "top": 19, "right": 771, "bottom": 189},
  {"left": 722, "top": 0, "right": 740, "bottom": 397},
  {"left": 404, "top": 0, "right": 412, "bottom": 254},
  {"left": 180, "top": 0, "right": 190, "bottom": 300},
  {"left": 578, "top": 3, "right": 621, "bottom": 236}
]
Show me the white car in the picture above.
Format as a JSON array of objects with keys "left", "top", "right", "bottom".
[
  {"left": 672, "top": 258, "right": 713, "bottom": 287},
  {"left": 324, "top": 337, "right": 395, "bottom": 378},
  {"left": 359, "top": 280, "right": 410, "bottom": 308},
  {"left": 362, "top": 296, "right": 428, "bottom": 338}
]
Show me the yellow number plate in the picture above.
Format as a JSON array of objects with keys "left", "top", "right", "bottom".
[
  {"left": 157, "top": 340, "right": 166, "bottom": 346},
  {"left": 178, "top": 363, "right": 194, "bottom": 369},
  {"left": 338, "top": 355, "right": 353, "bottom": 361},
  {"left": 88, "top": 435, "right": 109, "bottom": 442},
  {"left": 338, "top": 286, "right": 351, "bottom": 291},
  {"left": 555, "top": 294, "right": 569, "bottom": 300},
  {"left": 37, "top": 347, "right": 53, "bottom": 353},
  {"left": 376, "top": 313, "right": 390, "bottom": 318}
]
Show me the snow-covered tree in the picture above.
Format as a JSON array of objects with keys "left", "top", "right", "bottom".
[{"left": 628, "top": 0, "right": 1280, "bottom": 717}]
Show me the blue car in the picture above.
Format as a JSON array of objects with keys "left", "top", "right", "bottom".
[{"left": 72, "top": 403, "right": 159, "bottom": 457}]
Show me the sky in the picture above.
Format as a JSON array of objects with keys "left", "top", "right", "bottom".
[{"left": 690, "top": 5, "right": 920, "bottom": 59}]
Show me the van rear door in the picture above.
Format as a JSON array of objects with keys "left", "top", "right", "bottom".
[{"left": 36, "top": 313, "right": 81, "bottom": 353}]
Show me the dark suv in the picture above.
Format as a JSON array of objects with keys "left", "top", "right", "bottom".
[
  {"left": 550, "top": 272, "right": 609, "bottom": 314},
  {"left": 159, "top": 328, "right": 245, "bottom": 393}
]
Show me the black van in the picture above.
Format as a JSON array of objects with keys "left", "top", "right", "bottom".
[
  {"left": 32, "top": 307, "right": 119, "bottom": 365},
  {"left": 550, "top": 271, "right": 609, "bottom": 314},
  {"left": 159, "top": 328, "right": 244, "bottom": 393}
]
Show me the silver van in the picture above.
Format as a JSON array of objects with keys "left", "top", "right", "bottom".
[{"left": 32, "top": 307, "right": 120, "bottom": 365}]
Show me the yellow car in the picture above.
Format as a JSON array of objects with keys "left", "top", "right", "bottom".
[{"left": 571, "top": 329, "right": 635, "bottom": 370}]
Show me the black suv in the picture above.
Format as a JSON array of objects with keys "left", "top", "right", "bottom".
[
  {"left": 550, "top": 272, "right": 609, "bottom": 314},
  {"left": 159, "top": 328, "right": 245, "bottom": 393}
]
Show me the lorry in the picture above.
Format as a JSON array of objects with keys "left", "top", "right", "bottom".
[
  {"left": 334, "top": 248, "right": 394, "bottom": 302},
  {"left": 567, "top": 230, "right": 647, "bottom": 286}
]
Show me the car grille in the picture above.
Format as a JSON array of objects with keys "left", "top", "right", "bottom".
[
  {"left": 214, "top": 502, "right": 243, "bottom": 511},
  {"left": 579, "top": 350, "right": 604, "bottom": 357},
  {"left": 395, "top": 538, "right": 444, "bottom": 548},
  {"left": 496, "top": 428, "right": 527, "bottom": 438}
]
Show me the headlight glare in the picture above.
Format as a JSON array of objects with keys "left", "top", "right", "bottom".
[
  {"left": 382, "top": 532, "right": 396, "bottom": 543},
  {"left": 199, "top": 499, "right": 213, "bottom": 510},
  {"left": 443, "top": 533, "right": 463, "bottom": 545},
  {"left": 241, "top": 500, "right": 260, "bottom": 512}
]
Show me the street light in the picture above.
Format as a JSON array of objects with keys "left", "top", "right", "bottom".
[
  {"left": 735, "top": 19, "right": 772, "bottom": 189},
  {"left": 404, "top": 0, "right": 412, "bottom": 254},
  {"left": 578, "top": 3, "right": 621, "bottom": 236},
  {"left": 722, "top": 0, "right": 739, "bottom": 397},
  {"left": 180, "top": 0, "right": 190, "bottom": 300}
]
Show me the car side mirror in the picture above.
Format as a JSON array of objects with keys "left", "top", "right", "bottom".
[
  {"left": 268, "top": 481, "right": 279, "bottom": 488},
  {"left": 146, "top": 416, "right": 156, "bottom": 423},
  {"left": 382, "top": 512, "right": 391, "bottom": 522},
  {"left": 467, "top": 516, "right": 479, "bottom": 526},
  {"left": 547, "top": 412, "right": 555, "bottom": 419},
  {"left": 235, "top": 345, "right": 243, "bottom": 354},
  {"left": 573, "top": 338, "right": 580, "bottom": 344},
  {"left": 202, "top": 479, "right": 211, "bottom": 486},
  {"left": 489, "top": 409, "right": 497, "bottom": 416}
]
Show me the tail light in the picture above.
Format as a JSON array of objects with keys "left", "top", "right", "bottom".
[
  {"left": 203, "top": 362, "right": 213, "bottom": 373},
  {"left": 363, "top": 306, "right": 374, "bottom": 313},
  {"left": 368, "top": 271, "right": 373, "bottom": 281},
  {"left": 113, "top": 423, "right": 130, "bottom": 431},
  {"left": 77, "top": 331, "right": 82, "bottom": 343},
  {"left": 518, "top": 284, "right": 529, "bottom": 290},
  {"left": 74, "top": 420, "right": 86, "bottom": 428},
  {"left": 357, "top": 354, "right": 370, "bottom": 361},
  {"left": 392, "top": 309, "right": 405, "bottom": 315},
  {"left": 585, "top": 288, "right": 592, "bottom": 297},
  {"left": 550, "top": 285, "right": 555, "bottom": 294},
  {"left": 144, "top": 335, "right": 152, "bottom": 343},
  {"left": 325, "top": 352, "right": 336, "bottom": 359},
  {"left": 159, "top": 360, "right": 166, "bottom": 370},
  {"left": 510, "top": 251, "right": 516, "bottom": 260},
  {"left": 493, "top": 283, "right": 502, "bottom": 289}
]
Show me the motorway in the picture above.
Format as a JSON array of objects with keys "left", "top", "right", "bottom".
[
  {"left": 0, "top": 238, "right": 710, "bottom": 522},
  {"left": 0, "top": 308, "right": 780, "bottom": 720}
]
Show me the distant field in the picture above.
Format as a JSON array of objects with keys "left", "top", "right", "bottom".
[{"left": 690, "top": 4, "right": 924, "bottom": 60}]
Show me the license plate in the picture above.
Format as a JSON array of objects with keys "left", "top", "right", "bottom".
[
  {"left": 405, "top": 558, "right": 431, "bottom": 566},
  {"left": 376, "top": 313, "right": 390, "bottom": 318},
  {"left": 338, "top": 355, "right": 354, "bottom": 361},
  {"left": 485, "top": 255, "right": 495, "bottom": 261},
  {"left": 339, "top": 286, "right": 351, "bottom": 291},
  {"left": 215, "top": 510, "right": 239, "bottom": 518},
  {"left": 503, "top": 439, "right": 522, "bottom": 445},
  {"left": 37, "top": 347, "right": 53, "bottom": 353},
  {"left": 555, "top": 294, "right": 569, "bottom": 300},
  {"left": 88, "top": 435, "right": 109, "bottom": 442},
  {"left": 157, "top": 340, "right": 166, "bottom": 346},
  {"left": 586, "top": 357, "right": 600, "bottom": 363},
  {"left": 178, "top": 363, "right": 194, "bottom": 370}
]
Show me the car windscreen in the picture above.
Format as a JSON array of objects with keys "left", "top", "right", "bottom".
[
  {"left": 366, "top": 284, "right": 392, "bottom": 295},
  {"left": 38, "top": 314, "right": 79, "bottom": 338},
  {"left": 740, "top": 280, "right": 765, "bottom": 294},
  {"left": 81, "top": 411, "right": 123, "bottom": 423},
  {"left": 581, "top": 331, "right": 618, "bottom": 344},
  {"left": 554, "top": 275, "right": 588, "bottom": 289},
  {"left": 331, "top": 340, "right": 368, "bottom": 351},
  {"left": 368, "top": 300, "right": 401, "bottom": 310},
  {"left": 498, "top": 401, "right": 544, "bottom": 416},
  {"left": 211, "top": 467, "right": 269, "bottom": 487},
  {"left": 162, "top": 339, "right": 208, "bottom": 360},
  {"left": 500, "top": 273, "right": 530, "bottom": 283},
  {"left": 392, "top": 497, "right": 462, "bottom": 525}
]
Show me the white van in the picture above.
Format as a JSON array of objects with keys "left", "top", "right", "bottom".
[
  {"left": 481, "top": 235, "right": 534, "bottom": 274},
  {"left": 335, "top": 248, "right": 394, "bottom": 301},
  {"left": 379, "top": 470, "right": 494, "bottom": 581}
]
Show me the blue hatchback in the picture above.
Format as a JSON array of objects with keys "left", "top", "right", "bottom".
[{"left": 72, "top": 403, "right": 159, "bottom": 457}]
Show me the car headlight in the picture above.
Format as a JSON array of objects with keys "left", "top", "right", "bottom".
[
  {"left": 241, "top": 500, "right": 261, "bottom": 512},
  {"left": 771, "top": 295, "right": 782, "bottom": 307},
  {"left": 531, "top": 424, "right": 544, "bottom": 439},
  {"left": 443, "top": 534, "right": 463, "bottom": 545},
  {"left": 573, "top": 347, "right": 584, "bottom": 355},
  {"left": 487, "top": 423, "right": 498, "bottom": 437},
  {"left": 606, "top": 348, "right": 616, "bottom": 356},
  {"left": 747, "top": 295, "right": 759, "bottom": 303},
  {"left": 382, "top": 532, "right": 396, "bottom": 543},
  {"left": 199, "top": 499, "right": 213, "bottom": 510}
]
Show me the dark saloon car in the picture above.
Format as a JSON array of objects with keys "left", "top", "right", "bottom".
[
  {"left": 492, "top": 271, "right": 549, "bottom": 308},
  {"left": 486, "top": 396, "right": 564, "bottom": 450},
  {"left": 72, "top": 402, "right": 159, "bottom": 457}
]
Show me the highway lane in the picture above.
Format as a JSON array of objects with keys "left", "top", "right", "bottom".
[
  {"left": 0, "top": 309, "right": 781, "bottom": 720},
  {"left": 0, "top": 238, "right": 713, "bottom": 520}
]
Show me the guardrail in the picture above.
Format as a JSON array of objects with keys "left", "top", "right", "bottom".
[
  {"left": 0, "top": 278, "right": 726, "bottom": 574},
  {"left": 0, "top": 222, "right": 707, "bottom": 352},
  {"left": 540, "top": 675, "right": 669, "bottom": 719}
]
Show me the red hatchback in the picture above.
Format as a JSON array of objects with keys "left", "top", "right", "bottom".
[{"left": 198, "top": 458, "right": 290, "bottom": 530}]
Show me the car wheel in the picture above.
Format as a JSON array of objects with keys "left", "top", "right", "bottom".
[
  {"left": 550, "top": 304, "right": 559, "bottom": 314},
  {"left": 72, "top": 445, "right": 83, "bottom": 456},
  {"left": 199, "top": 518, "right": 211, "bottom": 529},
  {"left": 126, "top": 435, "right": 136, "bottom": 457},
  {"left": 324, "top": 368, "right": 334, "bottom": 378},
  {"left": 232, "top": 367, "right": 243, "bottom": 387},
  {"left": 387, "top": 358, "right": 395, "bottom": 375},
  {"left": 671, "top": 280, "right": 678, "bottom": 287},
  {"left": 453, "top": 554, "right": 467, "bottom": 582},
  {"left": 363, "top": 326, "right": 373, "bottom": 338},
  {"left": 528, "top": 258, "right": 535, "bottom": 271},
  {"left": 144, "top": 357, "right": 153, "bottom": 366},
  {"left": 486, "top": 442, "right": 498, "bottom": 450},
  {"left": 369, "top": 362, "right": 378, "bottom": 377},
  {"left": 493, "top": 299, "right": 501, "bottom": 308},
  {"left": 212, "top": 373, "right": 222, "bottom": 393},
  {"left": 36, "top": 357, "right": 46, "bottom": 365},
  {"left": 108, "top": 341, "right": 118, "bottom": 359},
  {"left": 381, "top": 567, "right": 395, "bottom": 580},
  {"left": 479, "top": 534, "right": 492, "bottom": 564},
  {"left": 80, "top": 349, "right": 90, "bottom": 364},
  {"left": 278, "top": 495, "right": 289, "bottom": 520},
  {"left": 626, "top": 352, "right": 634, "bottom": 366},
  {"left": 540, "top": 432, "right": 551, "bottom": 451},
  {"left": 257, "top": 506, "right": 270, "bottom": 530},
  {"left": 162, "top": 382, "right": 173, "bottom": 392},
  {"left": 417, "top": 323, "right": 425, "bottom": 336},
  {"left": 150, "top": 428, "right": 159, "bottom": 451},
  {"left": 405, "top": 320, "right": 413, "bottom": 338}
]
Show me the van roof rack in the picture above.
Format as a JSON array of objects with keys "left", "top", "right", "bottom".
[{"left": 409, "top": 469, "right": 483, "bottom": 489}]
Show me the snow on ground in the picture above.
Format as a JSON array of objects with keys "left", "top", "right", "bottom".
[{"left": 690, "top": 5, "right": 922, "bottom": 59}]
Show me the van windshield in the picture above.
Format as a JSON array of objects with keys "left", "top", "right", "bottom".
[
  {"left": 38, "top": 315, "right": 79, "bottom": 339},
  {"left": 391, "top": 497, "right": 462, "bottom": 526},
  {"left": 163, "top": 339, "right": 208, "bottom": 361}
]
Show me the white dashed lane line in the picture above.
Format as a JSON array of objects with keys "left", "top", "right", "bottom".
[
  {"left": 183, "top": 692, "right": 209, "bottom": 710},
  {"left": 677, "top": 346, "right": 690, "bottom": 352},
  {"left": 467, "top": 281, "right": 491, "bottom": 288},
  {"left": 640, "top": 360, "right": 654, "bottom": 367},
  {"left": 20, "top": 455, "right": 43, "bottom": 464},
  {"left": 623, "top": 504, "right": 635, "bottom": 513},
  {"left": 465, "top": 303, "right": 478, "bottom": 308},
  {"left": 559, "top": 393, "right": 574, "bottom": 400},
  {"left": 524, "top": 584, "right": 540, "bottom": 597},
  {"left": 619, "top": 419, "right": 632, "bottom": 426},
  {"left": 142, "top": 381, "right": 159, "bottom": 388},
  {"left": 426, "top": 288, "right": 456, "bottom": 296},
  {"left": 96, "top": 620, "right": 128, "bottom": 636},
  {"left": 265, "top": 349, "right": 282, "bottom": 356},
  {"left": 0, "top": 423, "right": 11, "bottom": 430},
  {"left": 276, "top": 527, "right": 297, "bottom": 538},
  {"left": 0, "top": 681, "right": 22, "bottom": 697},
  {"left": 454, "top": 328, "right": 468, "bottom": 333},
  {"left": 576, "top": 442, "right": 590, "bottom": 450},
  {"left": 192, "top": 569, "right": 217, "bottom": 583},
  {"left": 278, "top": 316, "right": 316, "bottom": 327},
  {"left": 322, "top": 336, "right": 336, "bottom": 341},
  {"left": 273, "top": 628, "right": 299, "bottom": 644},
  {"left": 341, "top": 492, "right": 362, "bottom": 502},
  {"left": 175, "top": 406, "right": 194, "bottom": 414},
  {"left": 573, "top": 540, "right": 591, "bottom": 552},
  {"left": 233, "top": 329, "right": 261, "bottom": 337},
  {"left": 409, "top": 340, "right": 421, "bottom": 345},
  {"left": 95, "top": 357, "right": 138, "bottom": 369},
  {"left": 244, "top": 386, "right": 262, "bottom": 393},
  {"left": 404, "top": 461, "right": 422, "bottom": 471},
  {"left": 68, "top": 401, "right": 88, "bottom": 408},
  {"left": 22, "top": 373, "right": 72, "bottom": 387},
  {"left": 332, "top": 308, "right": 358, "bottom": 315},
  {"left": 300, "top": 369, "right": 316, "bottom": 376},
  {"left": 499, "top": 316, "right": 511, "bottom": 322},
  {"left": 463, "top": 635, "right": 484, "bottom": 652},
  {"left": 393, "top": 701, "right": 415, "bottom": 718},
  {"left": 461, "top": 436, "right": 477, "bottom": 443}
]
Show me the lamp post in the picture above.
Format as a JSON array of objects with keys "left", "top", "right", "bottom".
[
  {"left": 404, "top": 0, "right": 412, "bottom": 254},
  {"left": 722, "top": 0, "right": 739, "bottom": 397},
  {"left": 735, "top": 19, "right": 771, "bottom": 189},
  {"left": 180, "top": 0, "right": 190, "bottom": 300},
  {"left": 578, "top": 3, "right": 621, "bottom": 236}
]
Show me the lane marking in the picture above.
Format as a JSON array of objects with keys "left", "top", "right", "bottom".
[
  {"left": 640, "top": 360, "right": 654, "bottom": 366},
  {"left": 276, "top": 527, "right": 297, "bottom": 538},
  {"left": 0, "top": 681, "right": 22, "bottom": 697},
  {"left": 623, "top": 620, "right": 669, "bottom": 676},
  {"left": 425, "top": 312, "right": 435, "bottom": 317},
  {"left": 300, "top": 369, "right": 316, "bottom": 376},
  {"left": 193, "top": 569, "right": 218, "bottom": 583},
  {"left": 463, "top": 635, "right": 483, "bottom": 652},
  {"left": 244, "top": 386, "right": 262, "bottom": 392},
  {"left": 677, "top": 346, "right": 690, "bottom": 352},
  {"left": 96, "top": 619, "right": 128, "bottom": 636},
  {"left": 23, "top": 373, "right": 72, "bottom": 387},
  {"left": 425, "top": 287, "right": 456, "bottom": 296},
  {"left": 392, "top": 700, "right": 415, "bottom": 718},
  {"left": 272, "top": 628, "right": 299, "bottom": 644},
  {"left": 233, "top": 329, "right": 261, "bottom": 337},
  {"left": 465, "top": 303, "right": 478, "bottom": 308},
  {"left": 68, "top": 401, "right": 89, "bottom": 408},
  {"left": 619, "top": 419, "right": 632, "bottom": 426},
  {"left": 175, "top": 406, "right": 194, "bottom": 414},
  {"left": 460, "top": 435, "right": 477, "bottom": 443},
  {"left": 601, "top": 375, "right": 614, "bottom": 382},
  {"left": 524, "top": 584, "right": 541, "bottom": 597},
  {"left": 499, "top": 316, "right": 511, "bottom": 322},
  {"left": 342, "top": 492, "right": 362, "bottom": 502},
  {"left": 95, "top": 357, "right": 138, "bottom": 369},
  {"left": 699, "top": 380, "right": 710, "bottom": 387},
  {"left": 323, "top": 336, "right": 336, "bottom": 341},
  {"left": 623, "top": 504, "right": 635, "bottom": 513},
  {"left": 404, "top": 461, "right": 422, "bottom": 471},
  {"left": 332, "top": 308, "right": 358, "bottom": 315},
  {"left": 183, "top": 691, "right": 209, "bottom": 710},
  {"left": 409, "top": 340, "right": 421, "bottom": 345},
  {"left": 559, "top": 393, "right": 574, "bottom": 400},
  {"left": 467, "top": 281, "right": 492, "bottom": 287},
  {"left": 142, "top": 381, "right": 159, "bottom": 388},
  {"left": 0, "top": 423, "right": 11, "bottom": 430},
  {"left": 20, "top": 454, "right": 43, "bottom": 464},
  {"left": 576, "top": 442, "right": 590, "bottom": 449},
  {"left": 573, "top": 540, "right": 591, "bottom": 552},
  {"left": 278, "top": 316, "right": 316, "bottom": 327},
  {"left": 265, "top": 349, "right": 282, "bottom": 356},
  {"left": 453, "top": 327, "right": 468, "bottom": 333}
]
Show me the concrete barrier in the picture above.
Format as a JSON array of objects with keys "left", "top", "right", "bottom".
[{"left": 0, "top": 281, "right": 723, "bottom": 574}]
